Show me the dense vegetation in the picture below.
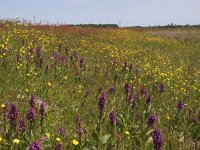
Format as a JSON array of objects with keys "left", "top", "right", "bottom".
[{"left": 0, "top": 20, "right": 199, "bottom": 149}]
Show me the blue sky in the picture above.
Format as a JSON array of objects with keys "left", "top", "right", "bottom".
[{"left": 0, "top": 0, "right": 200, "bottom": 26}]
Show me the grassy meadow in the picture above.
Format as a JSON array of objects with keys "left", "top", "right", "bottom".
[{"left": 0, "top": 20, "right": 200, "bottom": 149}]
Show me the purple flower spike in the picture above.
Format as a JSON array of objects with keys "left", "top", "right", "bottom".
[
  {"left": 98, "top": 93, "right": 106, "bottom": 113},
  {"left": 40, "top": 101, "right": 45, "bottom": 119},
  {"left": 80, "top": 58, "right": 84, "bottom": 65},
  {"left": 29, "top": 48, "right": 34, "bottom": 55},
  {"left": 8, "top": 104, "right": 19, "bottom": 125},
  {"left": 54, "top": 142, "right": 62, "bottom": 150},
  {"left": 98, "top": 86, "right": 103, "bottom": 94},
  {"left": 65, "top": 47, "right": 68, "bottom": 55},
  {"left": 132, "top": 100, "right": 136, "bottom": 109},
  {"left": 16, "top": 54, "right": 20, "bottom": 63},
  {"left": 36, "top": 47, "right": 41, "bottom": 59},
  {"left": 153, "top": 128, "right": 163, "bottom": 150},
  {"left": 159, "top": 83, "right": 164, "bottom": 93},
  {"left": 114, "top": 74, "right": 118, "bottom": 80},
  {"left": 128, "top": 94, "right": 132, "bottom": 101},
  {"left": 147, "top": 114, "right": 157, "bottom": 128},
  {"left": 84, "top": 92, "right": 89, "bottom": 98},
  {"left": 54, "top": 52, "right": 60, "bottom": 64},
  {"left": 29, "top": 140, "right": 41, "bottom": 150},
  {"left": 26, "top": 107, "right": 36, "bottom": 122},
  {"left": 19, "top": 118, "right": 26, "bottom": 133},
  {"left": 29, "top": 96, "right": 36, "bottom": 108},
  {"left": 109, "top": 111, "right": 116, "bottom": 125},
  {"left": 70, "top": 51, "right": 79, "bottom": 63},
  {"left": 146, "top": 95, "right": 151, "bottom": 104},
  {"left": 76, "top": 114, "right": 83, "bottom": 137},
  {"left": 125, "top": 83, "right": 130, "bottom": 95},
  {"left": 123, "top": 61, "right": 128, "bottom": 71},
  {"left": 177, "top": 100, "right": 184, "bottom": 111},
  {"left": 140, "top": 86, "right": 147, "bottom": 96},
  {"left": 61, "top": 55, "right": 66, "bottom": 64},
  {"left": 108, "top": 87, "right": 114, "bottom": 94},
  {"left": 58, "top": 128, "right": 64, "bottom": 134}
]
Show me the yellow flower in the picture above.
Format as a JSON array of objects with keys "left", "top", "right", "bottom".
[
  {"left": 13, "top": 139, "right": 20, "bottom": 144},
  {"left": 1, "top": 104, "right": 6, "bottom": 108},
  {"left": 72, "top": 139, "right": 79, "bottom": 145},
  {"left": 48, "top": 82, "right": 51, "bottom": 87},
  {"left": 56, "top": 138, "right": 61, "bottom": 142},
  {"left": 0, "top": 137, "right": 2, "bottom": 142},
  {"left": 45, "top": 133, "right": 50, "bottom": 139},
  {"left": 125, "top": 131, "right": 130, "bottom": 135}
]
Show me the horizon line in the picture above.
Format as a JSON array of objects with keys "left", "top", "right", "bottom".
[{"left": 1, "top": 16, "right": 200, "bottom": 28}]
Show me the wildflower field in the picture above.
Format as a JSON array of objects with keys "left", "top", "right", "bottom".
[{"left": 0, "top": 20, "right": 200, "bottom": 150}]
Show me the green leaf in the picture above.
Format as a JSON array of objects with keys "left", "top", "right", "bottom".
[
  {"left": 145, "top": 137, "right": 153, "bottom": 145},
  {"left": 145, "top": 129, "right": 153, "bottom": 136},
  {"left": 92, "top": 130, "right": 98, "bottom": 142},
  {"left": 100, "top": 134, "right": 111, "bottom": 144},
  {"left": 91, "top": 146, "right": 97, "bottom": 150}
]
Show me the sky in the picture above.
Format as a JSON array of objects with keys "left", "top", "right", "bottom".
[{"left": 0, "top": 0, "right": 200, "bottom": 26}]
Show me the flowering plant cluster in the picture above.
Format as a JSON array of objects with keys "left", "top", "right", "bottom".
[{"left": 0, "top": 20, "right": 200, "bottom": 149}]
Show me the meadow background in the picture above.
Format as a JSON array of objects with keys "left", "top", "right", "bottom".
[{"left": 0, "top": 19, "right": 199, "bottom": 149}]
